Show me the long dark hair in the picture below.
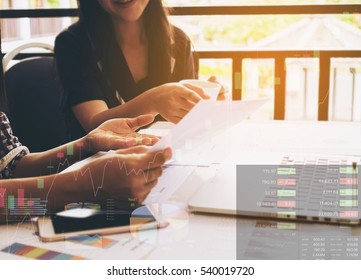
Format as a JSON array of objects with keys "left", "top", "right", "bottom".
[
  {"left": 77, "top": 0, "right": 173, "bottom": 86},
  {"left": 0, "top": 26, "right": 8, "bottom": 114}
]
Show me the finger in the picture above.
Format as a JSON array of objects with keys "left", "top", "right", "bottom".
[
  {"left": 217, "top": 92, "right": 227, "bottom": 101},
  {"left": 151, "top": 136, "right": 160, "bottom": 145},
  {"left": 181, "top": 84, "right": 210, "bottom": 100},
  {"left": 117, "top": 133, "right": 159, "bottom": 147},
  {"left": 127, "top": 178, "right": 157, "bottom": 204},
  {"left": 144, "top": 179, "right": 159, "bottom": 194},
  {"left": 164, "top": 114, "right": 182, "bottom": 124},
  {"left": 141, "top": 152, "right": 166, "bottom": 169},
  {"left": 116, "top": 145, "right": 149, "bottom": 154},
  {"left": 178, "top": 87, "right": 202, "bottom": 104},
  {"left": 131, "top": 134, "right": 157, "bottom": 146},
  {"left": 126, "top": 114, "right": 155, "bottom": 131},
  {"left": 208, "top": 75, "right": 217, "bottom": 83},
  {"left": 144, "top": 179, "right": 158, "bottom": 190},
  {"left": 175, "top": 108, "right": 191, "bottom": 121},
  {"left": 163, "top": 147, "right": 172, "bottom": 161},
  {"left": 141, "top": 148, "right": 172, "bottom": 169},
  {"left": 123, "top": 137, "right": 137, "bottom": 147},
  {"left": 208, "top": 76, "right": 226, "bottom": 94},
  {"left": 167, "top": 113, "right": 185, "bottom": 124},
  {"left": 164, "top": 107, "right": 189, "bottom": 121},
  {"left": 144, "top": 167, "right": 163, "bottom": 183},
  {"left": 178, "top": 98, "right": 197, "bottom": 112},
  {"left": 140, "top": 136, "right": 152, "bottom": 146},
  {"left": 218, "top": 83, "right": 227, "bottom": 94},
  {"left": 137, "top": 180, "right": 158, "bottom": 204},
  {"left": 169, "top": 115, "right": 182, "bottom": 124},
  {"left": 138, "top": 134, "right": 160, "bottom": 146}
]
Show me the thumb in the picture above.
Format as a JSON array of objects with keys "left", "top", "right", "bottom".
[
  {"left": 127, "top": 114, "right": 155, "bottom": 131},
  {"left": 208, "top": 76, "right": 226, "bottom": 94},
  {"left": 208, "top": 76, "right": 217, "bottom": 83}
]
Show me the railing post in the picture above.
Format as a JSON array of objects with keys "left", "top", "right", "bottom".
[
  {"left": 232, "top": 57, "right": 242, "bottom": 100},
  {"left": 303, "top": 67, "right": 309, "bottom": 119},
  {"left": 331, "top": 67, "right": 337, "bottom": 121},
  {"left": 318, "top": 52, "right": 330, "bottom": 121},
  {"left": 350, "top": 67, "right": 356, "bottom": 121},
  {"left": 274, "top": 57, "right": 286, "bottom": 120}
]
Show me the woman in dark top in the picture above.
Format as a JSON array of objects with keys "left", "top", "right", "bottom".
[
  {"left": 0, "top": 51, "right": 171, "bottom": 224},
  {"left": 55, "top": 0, "right": 210, "bottom": 140}
]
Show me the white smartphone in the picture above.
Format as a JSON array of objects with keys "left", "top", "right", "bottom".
[{"left": 37, "top": 206, "right": 168, "bottom": 242}]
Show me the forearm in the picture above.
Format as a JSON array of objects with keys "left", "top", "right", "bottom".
[
  {"left": 90, "top": 89, "right": 158, "bottom": 131},
  {"left": 13, "top": 138, "right": 92, "bottom": 177},
  {"left": 0, "top": 172, "right": 93, "bottom": 224}
]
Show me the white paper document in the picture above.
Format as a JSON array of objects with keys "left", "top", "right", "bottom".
[
  {"left": 150, "top": 99, "right": 269, "bottom": 163},
  {"left": 143, "top": 164, "right": 196, "bottom": 205},
  {"left": 144, "top": 99, "right": 268, "bottom": 204}
]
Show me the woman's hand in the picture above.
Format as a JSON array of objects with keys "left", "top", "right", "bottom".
[
  {"left": 78, "top": 146, "right": 172, "bottom": 208},
  {"left": 84, "top": 114, "right": 160, "bottom": 153},
  {"left": 208, "top": 76, "right": 228, "bottom": 101},
  {"left": 147, "top": 83, "right": 210, "bottom": 124}
]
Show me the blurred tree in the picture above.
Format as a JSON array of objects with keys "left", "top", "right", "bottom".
[{"left": 47, "top": 0, "right": 59, "bottom": 7}]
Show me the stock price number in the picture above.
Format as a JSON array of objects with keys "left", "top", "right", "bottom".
[
  {"left": 318, "top": 211, "right": 338, "bottom": 217},
  {"left": 262, "top": 180, "right": 276, "bottom": 185},
  {"left": 263, "top": 169, "right": 276, "bottom": 174},
  {"left": 319, "top": 201, "right": 338, "bottom": 206}
]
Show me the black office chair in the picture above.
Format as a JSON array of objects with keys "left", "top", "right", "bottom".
[{"left": 4, "top": 44, "right": 68, "bottom": 152}]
